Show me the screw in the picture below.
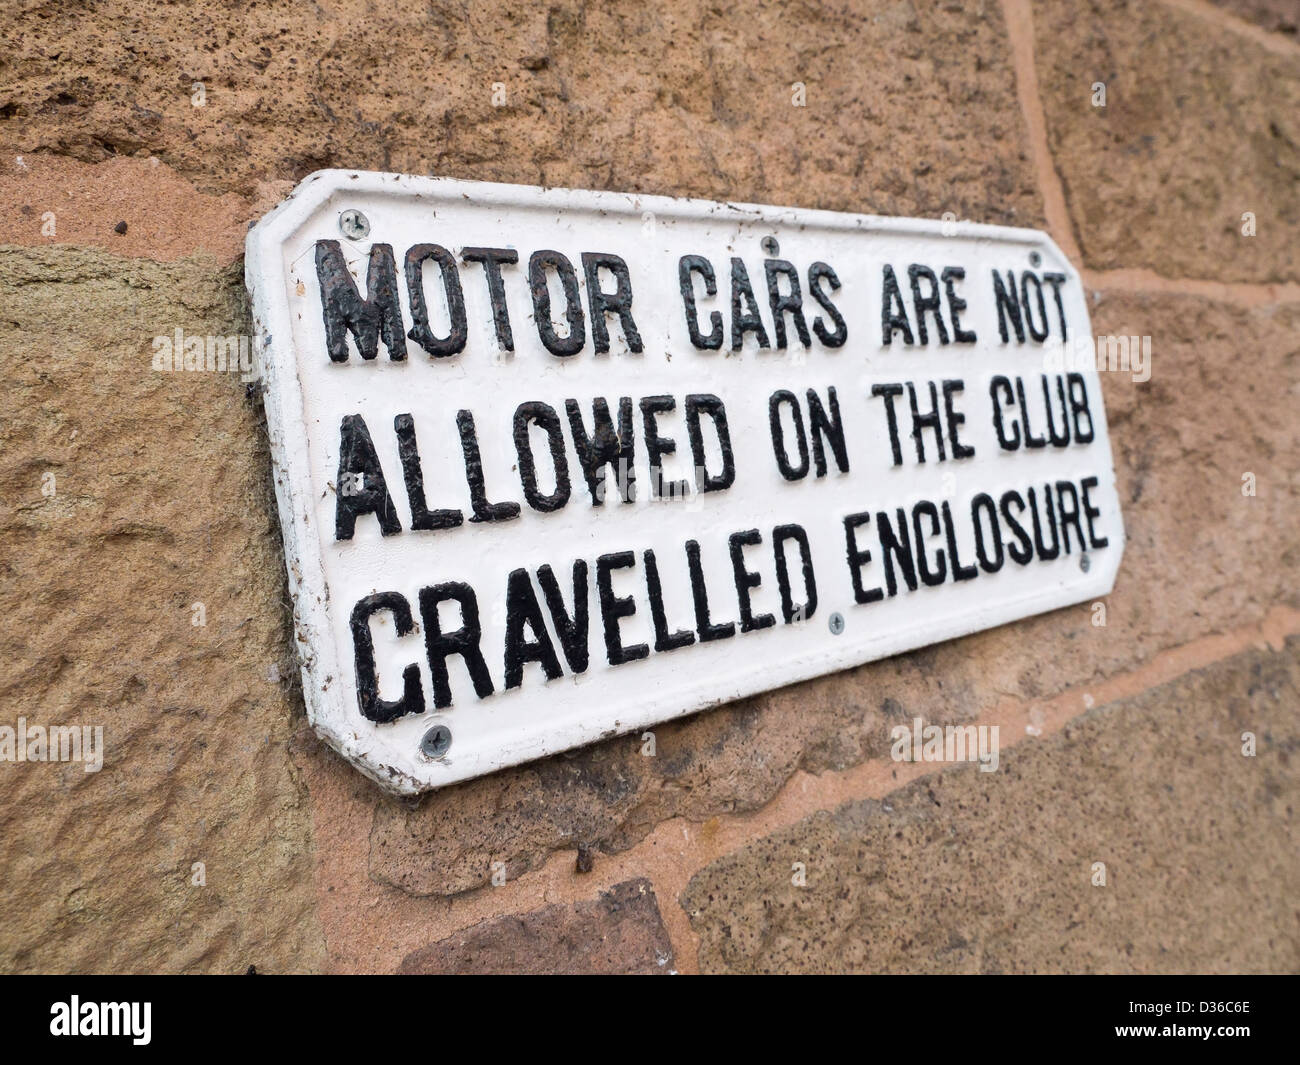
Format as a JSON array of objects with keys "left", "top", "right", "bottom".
[
  {"left": 828, "top": 612, "right": 845, "bottom": 635},
  {"left": 1080, "top": 553, "right": 1091, "bottom": 573},
  {"left": 761, "top": 235, "right": 780, "bottom": 257},
  {"left": 339, "top": 209, "right": 370, "bottom": 240},
  {"left": 1028, "top": 250, "right": 1042, "bottom": 268},
  {"left": 420, "top": 724, "right": 452, "bottom": 759}
]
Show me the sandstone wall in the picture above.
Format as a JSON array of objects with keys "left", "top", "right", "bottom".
[{"left": 0, "top": 0, "right": 1295, "bottom": 973}]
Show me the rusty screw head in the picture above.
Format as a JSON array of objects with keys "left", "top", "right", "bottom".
[
  {"left": 828, "top": 612, "right": 845, "bottom": 635},
  {"left": 339, "top": 209, "right": 370, "bottom": 240},
  {"left": 420, "top": 724, "right": 452, "bottom": 759}
]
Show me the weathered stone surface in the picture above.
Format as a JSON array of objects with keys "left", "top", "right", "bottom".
[
  {"left": 1208, "top": 0, "right": 1298, "bottom": 36},
  {"left": 1033, "top": 0, "right": 1300, "bottom": 281},
  {"left": 682, "top": 638, "right": 1300, "bottom": 973},
  {"left": 0, "top": 0, "right": 1042, "bottom": 226},
  {"left": 396, "top": 878, "right": 673, "bottom": 974},
  {"left": 0, "top": 247, "right": 325, "bottom": 972},
  {"left": 3, "top": 0, "right": 1296, "bottom": 977},
  {"left": 1092, "top": 291, "right": 1300, "bottom": 655},
  {"left": 9, "top": 231, "right": 1289, "bottom": 931},
  {"left": 0, "top": 154, "right": 274, "bottom": 265},
  {"left": 364, "top": 291, "right": 1297, "bottom": 896}
]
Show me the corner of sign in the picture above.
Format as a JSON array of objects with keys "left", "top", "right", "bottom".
[
  {"left": 1100, "top": 514, "right": 1127, "bottom": 597},
  {"left": 1080, "top": 512, "right": 1126, "bottom": 610},
  {"left": 1033, "top": 230, "right": 1081, "bottom": 284},
  {"left": 244, "top": 168, "right": 356, "bottom": 271},
  {"left": 303, "top": 708, "right": 431, "bottom": 798}
]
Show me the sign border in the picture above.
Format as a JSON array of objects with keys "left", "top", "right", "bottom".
[{"left": 246, "top": 169, "right": 1125, "bottom": 795}]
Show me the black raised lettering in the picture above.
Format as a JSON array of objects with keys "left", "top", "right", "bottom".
[
  {"left": 513, "top": 401, "right": 571, "bottom": 513},
  {"left": 769, "top": 390, "right": 810, "bottom": 480},
  {"left": 462, "top": 247, "right": 519, "bottom": 352},
  {"left": 537, "top": 561, "right": 591, "bottom": 674},
  {"left": 582, "top": 252, "right": 643, "bottom": 354},
  {"left": 765, "top": 259, "right": 811, "bottom": 349},
  {"left": 731, "top": 257, "right": 771, "bottom": 350},
  {"left": 529, "top": 250, "right": 586, "bottom": 356},
  {"left": 684, "top": 394, "right": 735, "bottom": 493},
  {"left": 686, "top": 539, "right": 736, "bottom": 641},
  {"left": 877, "top": 507, "right": 918, "bottom": 596},
  {"left": 999, "top": 490, "right": 1034, "bottom": 565},
  {"left": 458, "top": 409, "right": 520, "bottom": 523},
  {"left": 971, "top": 493, "right": 1004, "bottom": 573},
  {"left": 566, "top": 397, "right": 636, "bottom": 505},
  {"left": 730, "top": 529, "right": 775, "bottom": 632},
  {"left": 992, "top": 269, "right": 1025, "bottom": 344},
  {"left": 641, "top": 395, "right": 690, "bottom": 499},
  {"left": 335, "top": 414, "right": 401, "bottom": 540},
  {"left": 394, "top": 413, "right": 463, "bottom": 531},
  {"left": 941, "top": 501, "right": 978, "bottom": 581},
  {"left": 405, "top": 243, "right": 467, "bottom": 358},
  {"left": 881, "top": 265, "right": 914, "bottom": 345},
  {"left": 942, "top": 266, "right": 977, "bottom": 344},
  {"left": 773, "top": 524, "right": 818, "bottom": 622},
  {"left": 350, "top": 592, "right": 424, "bottom": 723},
  {"left": 504, "top": 568, "right": 564, "bottom": 689},
  {"left": 990, "top": 376, "right": 1020, "bottom": 451},
  {"left": 679, "top": 255, "right": 724, "bottom": 350},
  {"left": 315, "top": 240, "right": 405, "bottom": 362},
  {"left": 871, "top": 383, "right": 906, "bottom": 466},
  {"left": 417, "top": 581, "right": 495, "bottom": 709},
  {"left": 643, "top": 549, "right": 695, "bottom": 653},
  {"left": 912, "top": 501, "right": 947, "bottom": 586},
  {"left": 808, "top": 262, "right": 847, "bottom": 347},
  {"left": 807, "top": 387, "right": 849, "bottom": 476},
  {"left": 596, "top": 551, "right": 649, "bottom": 665},
  {"left": 844, "top": 512, "right": 884, "bottom": 604},
  {"left": 908, "top": 264, "right": 950, "bottom": 346}
]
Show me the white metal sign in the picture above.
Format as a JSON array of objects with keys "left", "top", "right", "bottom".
[{"left": 246, "top": 170, "right": 1125, "bottom": 794}]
